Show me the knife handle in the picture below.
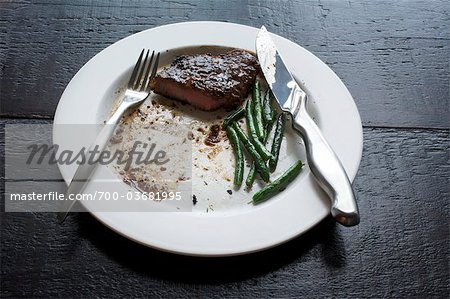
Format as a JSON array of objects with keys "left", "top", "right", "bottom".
[{"left": 290, "top": 89, "right": 360, "bottom": 226}]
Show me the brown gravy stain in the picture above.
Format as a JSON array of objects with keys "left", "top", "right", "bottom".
[{"left": 204, "top": 124, "right": 221, "bottom": 146}]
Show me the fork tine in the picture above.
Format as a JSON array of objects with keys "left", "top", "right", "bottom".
[
  {"left": 133, "top": 50, "right": 150, "bottom": 90},
  {"left": 144, "top": 52, "right": 160, "bottom": 92},
  {"left": 128, "top": 49, "right": 145, "bottom": 88},
  {"left": 151, "top": 52, "right": 160, "bottom": 79},
  {"left": 141, "top": 51, "right": 155, "bottom": 92}
]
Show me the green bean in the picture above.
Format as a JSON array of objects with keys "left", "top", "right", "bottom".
[
  {"left": 252, "top": 80, "right": 265, "bottom": 140},
  {"left": 231, "top": 123, "right": 270, "bottom": 182},
  {"left": 226, "top": 125, "right": 244, "bottom": 187},
  {"left": 263, "top": 91, "right": 276, "bottom": 126},
  {"left": 253, "top": 160, "right": 303, "bottom": 204},
  {"left": 269, "top": 113, "right": 286, "bottom": 172},
  {"left": 222, "top": 107, "right": 245, "bottom": 128},
  {"left": 246, "top": 123, "right": 273, "bottom": 188},
  {"left": 245, "top": 99, "right": 273, "bottom": 161},
  {"left": 245, "top": 164, "right": 257, "bottom": 188}
]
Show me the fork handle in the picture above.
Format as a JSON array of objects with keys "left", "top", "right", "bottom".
[
  {"left": 57, "top": 100, "right": 135, "bottom": 223},
  {"left": 291, "top": 89, "right": 360, "bottom": 227},
  {"left": 71, "top": 99, "right": 134, "bottom": 177}
]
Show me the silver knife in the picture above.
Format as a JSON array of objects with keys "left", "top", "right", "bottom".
[{"left": 256, "top": 26, "right": 360, "bottom": 226}]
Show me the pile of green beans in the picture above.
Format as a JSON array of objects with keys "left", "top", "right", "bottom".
[
  {"left": 246, "top": 83, "right": 277, "bottom": 188},
  {"left": 246, "top": 123, "right": 273, "bottom": 188},
  {"left": 231, "top": 123, "right": 270, "bottom": 182},
  {"left": 224, "top": 80, "right": 303, "bottom": 203},
  {"left": 245, "top": 95, "right": 272, "bottom": 161}
]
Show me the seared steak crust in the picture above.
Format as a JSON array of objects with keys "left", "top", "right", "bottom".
[{"left": 151, "top": 49, "right": 259, "bottom": 111}]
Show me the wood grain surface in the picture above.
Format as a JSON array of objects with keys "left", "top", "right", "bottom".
[
  {"left": 1, "top": 0, "right": 449, "bottom": 298},
  {"left": 0, "top": 0, "right": 448, "bottom": 128},
  {"left": 1, "top": 123, "right": 448, "bottom": 298}
]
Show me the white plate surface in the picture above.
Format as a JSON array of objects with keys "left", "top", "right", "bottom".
[{"left": 53, "top": 21, "right": 363, "bottom": 256}]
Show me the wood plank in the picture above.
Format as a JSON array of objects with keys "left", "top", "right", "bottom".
[
  {"left": 0, "top": 0, "right": 449, "bottom": 128},
  {"left": 1, "top": 127, "right": 448, "bottom": 297}
]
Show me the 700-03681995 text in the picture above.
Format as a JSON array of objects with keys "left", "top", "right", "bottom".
[{"left": 8, "top": 191, "right": 182, "bottom": 201}]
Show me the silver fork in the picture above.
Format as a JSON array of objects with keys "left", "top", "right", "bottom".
[{"left": 57, "top": 49, "right": 160, "bottom": 223}]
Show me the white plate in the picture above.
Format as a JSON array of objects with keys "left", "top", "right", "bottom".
[{"left": 53, "top": 21, "right": 363, "bottom": 256}]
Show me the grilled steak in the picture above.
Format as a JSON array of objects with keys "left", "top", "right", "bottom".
[{"left": 151, "top": 49, "right": 259, "bottom": 111}]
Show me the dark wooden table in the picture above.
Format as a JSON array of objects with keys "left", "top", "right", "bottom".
[{"left": 1, "top": 1, "right": 449, "bottom": 298}]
